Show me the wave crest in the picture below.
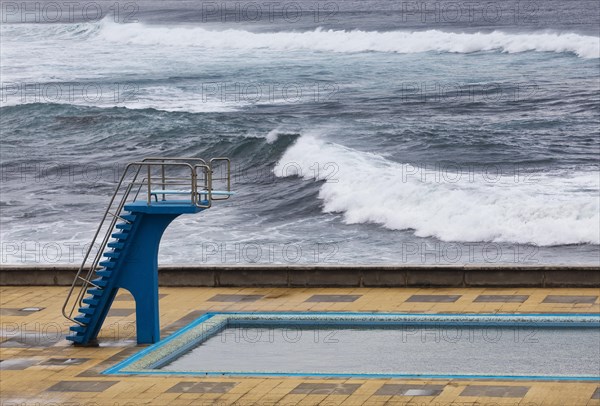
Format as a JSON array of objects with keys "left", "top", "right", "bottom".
[
  {"left": 275, "top": 133, "right": 600, "bottom": 245},
  {"left": 93, "top": 21, "right": 600, "bottom": 58}
]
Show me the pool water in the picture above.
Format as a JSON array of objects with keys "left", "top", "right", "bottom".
[
  {"left": 160, "top": 325, "right": 600, "bottom": 377},
  {"left": 104, "top": 313, "right": 600, "bottom": 379}
]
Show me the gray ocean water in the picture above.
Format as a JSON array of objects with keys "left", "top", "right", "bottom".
[{"left": 1, "top": 0, "right": 599, "bottom": 265}]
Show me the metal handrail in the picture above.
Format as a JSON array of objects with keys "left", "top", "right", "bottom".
[
  {"left": 62, "top": 157, "right": 229, "bottom": 325},
  {"left": 195, "top": 164, "right": 211, "bottom": 208},
  {"left": 209, "top": 158, "right": 231, "bottom": 201},
  {"left": 142, "top": 157, "right": 207, "bottom": 199},
  {"left": 62, "top": 161, "right": 144, "bottom": 323}
]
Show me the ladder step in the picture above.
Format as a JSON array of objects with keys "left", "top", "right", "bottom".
[
  {"left": 78, "top": 306, "right": 96, "bottom": 315},
  {"left": 99, "top": 260, "right": 115, "bottom": 269},
  {"left": 87, "top": 288, "right": 104, "bottom": 297},
  {"left": 116, "top": 222, "right": 132, "bottom": 230},
  {"left": 70, "top": 325, "right": 86, "bottom": 333},
  {"left": 82, "top": 297, "right": 100, "bottom": 306},
  {"left": 91, "top": 278, "right": 108, "bottom": 287},
  {"left": 121, "top": 214, "right": 136, "bottom": 222},
  {"left": 95, "top": 270, "right": 112, "bottom": 278},
  {"left": 111, "top": 232, "right": 129, "bottom": 240},
  {"left": 74, "top": 315, "right": 91, "bottom": 324},
  {"left": 66, "top": 334, "right": 85, "bottom": 343},
  {"left": 103, "top": 251, "right": 120, "bottom": 259},
  {"left": 108, "top": 242, "right": 124, "bottom": 249}
]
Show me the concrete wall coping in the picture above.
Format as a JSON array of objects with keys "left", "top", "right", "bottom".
[{"left": 1, "top": 264, "right": 598, "bottom": 287}]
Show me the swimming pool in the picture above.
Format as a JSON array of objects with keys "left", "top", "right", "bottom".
[{"left": 104, "top": 312, "right": 600, "bottom": 380}]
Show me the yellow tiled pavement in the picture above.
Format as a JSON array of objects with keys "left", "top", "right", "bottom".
[{"left": 1, "top": 286, "right": 599, "bottom": 405}]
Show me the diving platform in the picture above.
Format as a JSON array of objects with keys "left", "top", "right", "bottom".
[{"left": 62, "top": 157, "right": 233, "bottom": 346}]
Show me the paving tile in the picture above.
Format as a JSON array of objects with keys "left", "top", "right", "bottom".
[
  {"left": 406, "top": 295, "right": 461, "bottom": 302},
  {"left": 106, "top": 308, "right": 135, "bottom": 317},
  {"left": 46, "top": 380, "right": 119, "bottom": 392},
  {"left": 290, "top": 383, "right": 361, "bottom": 395},
  {"left": 166, "top": 381, "right": 238, "bottom": 393},
  {"left": 0, "top": 308, "right": 43, "bottom": 316},
  {"left": 460, "top": 385, "right": 530, "bottom": 398},
  {"left": 474, "top": 295, "right": 529, "bottom": 303},
  {"left": 19, "top": 307, "right": 45, "bottom": 312},
  {"left": 114, "top": 293, "right": 167, "bottom": 301},
  {"left": 1, "top": 286, "right": 599, "bottom": 406},
  {"left": 208, "top": 294, "right": 264, "bottom": 302},
  {"left": 305, "top": 295, "right": 362, "bottom": 303},
  {"left": 0, "top": 309, "right": 24, "bottom": 316},
  {"left": 39, "top": 358, "right": 90, "bottom": 366},
  {"left": 0, "top": 339, "right": 30, "bottom": 348},
  {"left": 542, "top": 295, "right": 598, "bottom": 304},
  {"left": 114, "top": 293, "right": 134, "bottom": 301},
  {"left": 0, "top": 358, "right": 39, "bottom": 370},
  {"left": 404, "top": 388, "right": 440, "bottom": 396},
  {"left": 374, "top": 384, "right": 445, "bottom": 396},
  {"left": 161, "top": 310, "right": 207, "bottom": 335},
  {"left": 76, "top": 348, "right": 139, "bottom": 377}
]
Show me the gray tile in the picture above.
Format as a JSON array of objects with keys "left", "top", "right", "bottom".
[
  {"left": 374, "top": 384, "right": 445, "bottom": 396},
  {"left": 290, "top": 383, "right": 361, "bottom": 395},
  {"left": 166, "top": 382, "right": 197, "bottom": 393},
  {"left": 404, "top": 389, "right": 441, "bottom": 396},
  {"left": 19, "top": 307, "right": 44, "bottom": 312},
  {"left": 474, "top": 295, "right": 529, "bottom": 303},
  {"left": 406, "top": 294, "right": 461, "bottom": 303},
  {"left": 114, "top": 293, "right": 167, "bottom": 301},
  {"left": 592, "top": 387, "right": 600, "bottom": 400},
  {"left": 166, "top": 381, "right": 237, "bottom": 393},
  {"left": 76, "top": 348, "right": 139, "bottom": 378},
  {"left": 542, "top": 295, "right": 598, "bottom": 304},
  {"left": 39, "top": 358, "right": 90, "bottom": 366},
  {"left": 0, "top": 333, "right": 61, "bottom": 347},
  {"left": 46, "top": 380, "right": 119, "bottom": 392},
  {"left": 208, "top": 294, "right": 264, "bottom": 303},
  {"left": 0, "top": 332, "right": 60, "bottom": 348},
  {"left": 305, "top": 294, "right": 362, "bottom": 303},
  {"left": 0, "top": 358, "right": 39, "bottom": 370},
  {"left": 0, "top": 339, "right": 29, "bottom": 348},
  {"left": 0, "top": 309, "right": 23, "bottom": 316},
  {"left": 0, "top": 308, "right": 43, "bottom": 316},
  {"left": 162, "top": 310, "right": 208, "bottom": 336},
  {"left": 460, "top": 385, "right": 530, "bottom": 398},
  {"left": 106, "top": 308, "right": 135, "bottom": 317}
]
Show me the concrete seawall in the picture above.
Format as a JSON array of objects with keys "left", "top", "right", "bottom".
[{"left": 1, "top": 265, "right": 599, "bottom": 287}]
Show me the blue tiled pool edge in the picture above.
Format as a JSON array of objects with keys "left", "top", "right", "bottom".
[{"left": 103, "top": 312, "right": 600, "bottom": 381}]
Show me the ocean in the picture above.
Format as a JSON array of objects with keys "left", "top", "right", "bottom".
[{"left": 1, "top": 0, "right": 599, "bottom": 265}]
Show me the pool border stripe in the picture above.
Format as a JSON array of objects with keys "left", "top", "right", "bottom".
[
  {"left": 103, "top": 313, "right": 217, "bottom": 374},
  {"left": 102, "top": 312, "right": 600, "bottom": 381}
]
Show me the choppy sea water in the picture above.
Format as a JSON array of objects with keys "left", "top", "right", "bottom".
[{"left": 1, "top": 0, "right": 599, "bottom": 265}]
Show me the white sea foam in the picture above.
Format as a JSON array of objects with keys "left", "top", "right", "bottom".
[
  {"left": 94, "top": 21, "right": 600, "bottom": 58},
  {"left": 2, "top": 21, "right": 598, "bottom": 111},
  {"left": 0, "top": 82, "right": 241, "bottom": 113},
  {"left": 266, "top": 128, "right": 282, "bottom": 143},
  {"left": 275, "top": 133, "right": 600, "bottom": 245},
  {"left": 3, "top": 20, "right": 598, "bottom": 58}
]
